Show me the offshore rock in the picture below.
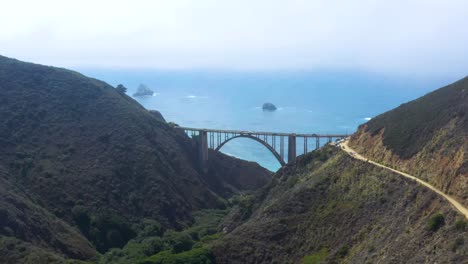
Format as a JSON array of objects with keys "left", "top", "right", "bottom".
[
  {"left": 133, "top": 84, "right": 154, "bottom": 97},
  {"left": 262, "top": 102, "right": 277, "bottom": 112}
]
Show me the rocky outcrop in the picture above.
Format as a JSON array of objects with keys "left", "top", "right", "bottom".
[
  {"left": 349, "top": 77, "right": 468, "bottom": 206},
  {"left": 148, "top": 110, "right": 166, "bottom": 122},
  {"left": 262, "top": 103, "right": 277, "bottom": 111},
  {"left": 132, "top": 84, "right": 154, "bottom": 97}
]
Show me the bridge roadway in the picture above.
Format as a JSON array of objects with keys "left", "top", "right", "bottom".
[{"left": 177, "top": 126, "right": 348, "bottom": 169}]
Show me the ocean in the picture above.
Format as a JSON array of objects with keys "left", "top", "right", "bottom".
[{"left": 79, "top": 69, "right": 451, "bottom": 171}]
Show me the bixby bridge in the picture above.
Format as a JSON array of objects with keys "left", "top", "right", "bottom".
[{"left": 178, "top": 127, "right": 348, "bottom": 168}]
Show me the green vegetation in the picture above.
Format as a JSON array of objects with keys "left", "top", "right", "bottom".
[
  {"left": 98, "top": 209, "right": 226, "bottom": 264},
  {"left": 229, "top": 194, "right": 255, "bottom": 219},
  {"left": 1, "top": 55, "right": 467, "bottom": 263},
  {"left": 364, "top": 76, "right": 467, "bottom": 158},
  {"left": 428, "top": 213, "right": 445, "bottom": 232},
  {"left": 164, "top": 231, "right": 194, "bottom": 253},
  {"left": 115, "top": 84, "right": 127, "bottom": 93},
  {"left": 336, "top": 246, "right": 349, "bottom": 258},
  {"left": 141, "top": 247, "right": 214, "bottom": 264},
  {"left": 72, "top": 206, "right": 138, "bottom": 252},
  {"left": 0, "top": 236, "right": 97, "bottom": 264},
  {"left": 98, "top": 237, "right": 165, "bottom": 264},
  {"left": 455, "top": 220, "right": 466, "bottom": 231},
  {"left": 213, "top": 148, "right": 467, "bottom": 263},
  {"left": 301, "top": 248, "right": 328, "bottom": 264},
  {"left": 0, "top": 55, "right": 271, "bottom": 262},
  {"left": 90, "top": 213, "right": 137, "bottom": 252},
  {"left": 451, "top": 237, "right": 464, "bottom": 252},
  {"left": 298, "top": 147, "right": 334, "bottom": 167}
]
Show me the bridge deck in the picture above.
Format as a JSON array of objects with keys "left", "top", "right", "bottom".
[{"left": 178, "top": 126, "right": 348, "bottom": 138}]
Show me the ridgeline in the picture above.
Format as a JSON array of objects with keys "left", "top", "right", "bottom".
[
  {"left": 0, "top": 56, "right": 466, "bottom": 263},
  {"left": 0, "top": 55, "right": 271, "bottom": 263}
]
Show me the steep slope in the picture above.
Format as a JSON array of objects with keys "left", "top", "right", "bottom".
[
  {"left": 0, "top": 55, "right": 271, "bottom": 260},
  {"left": 213, "top": 147, "right": 467, "bottom": 263},
  {"left": 0, "top": 166, "right": 97, "bottom": 263},
  {"left": 349, "top": 76, "right": 467, "bottom": 206}
]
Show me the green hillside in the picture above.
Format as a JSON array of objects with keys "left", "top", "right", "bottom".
[
  {"left": 213, "top": 147, "right": 467, "bottom": 263},
  {"left": 350, "top": 77, "right": 467, "bottom": 205},
  {"left": 363, "top": 76, "right": 467, "bottom": 159},
  {"left": 0, "top": 56, "right": 271, "bottom": 262}
]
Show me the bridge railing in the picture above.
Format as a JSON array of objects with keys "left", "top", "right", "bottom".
[
  {"left": 177, "top": 126, "right": 348, "bottom": 138},
  {"left": 176, "top": 126, "right": 349, "bottom": 167}
]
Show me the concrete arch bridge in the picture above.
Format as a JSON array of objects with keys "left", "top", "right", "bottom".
[{"left": 178, "top": 127, "right": 348, "bottom": 168}]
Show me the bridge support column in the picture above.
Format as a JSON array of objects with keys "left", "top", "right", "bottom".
[
  {"left": 198, "top": 130, "right": 208, "bottom": 172},
  {"left": 288, "top": 135, "right": 296, "bottom": 164}
]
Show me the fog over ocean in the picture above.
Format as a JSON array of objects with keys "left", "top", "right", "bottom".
[{"left": 81, "top": 69, "right": 454, "bottom": 171}]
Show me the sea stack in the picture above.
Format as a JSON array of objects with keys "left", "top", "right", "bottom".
[
  {"left": 262, "top": 102, "right": 277, "bottom": 112},
  {"left": 132, "top": 84, "right": 154, "bottom": 97}
]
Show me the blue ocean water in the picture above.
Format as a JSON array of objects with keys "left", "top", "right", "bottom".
[{"left": 79, "top": 69, "right": 451, "bottom": 171}]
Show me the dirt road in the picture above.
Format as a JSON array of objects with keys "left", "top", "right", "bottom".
[{"left": 341, "top": 139, "right": 468, "bottom": 219}]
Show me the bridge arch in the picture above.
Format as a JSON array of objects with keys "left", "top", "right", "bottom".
[{"left": 215, "top": 134, "right": 286, "bottom": 166}]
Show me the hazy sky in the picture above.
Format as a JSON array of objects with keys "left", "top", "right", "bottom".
[{"left": 1, "top": 0, "right": 468, "bottom": 76}]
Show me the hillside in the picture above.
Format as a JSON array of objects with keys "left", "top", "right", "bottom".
[
  {"left": 0, "top": 55, "right": 271, "bottom": 262},
  {"left": 0, "top": 165, "right": 97, "bottom": 263},
  {"left": 213, "top": 147, "right": 467, "bottom": 263},
  {"left": 349, "top": 77, "right": 467, "bottom": 206}
]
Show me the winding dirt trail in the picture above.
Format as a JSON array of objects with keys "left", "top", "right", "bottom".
[{"left": 341, "top": 139, "right": 468, "bottom": 219}]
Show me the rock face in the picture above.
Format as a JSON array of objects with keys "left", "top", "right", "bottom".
[
  {"left": 0, "top": 55, "right": 271, "bottom": 262},
  {"left": 148, "top": 110, "right": 166, "bottom": 122},
  {"left": 349, "top": 76, "right": 468, "bottom": 206},
  {"left": 132, "top": 84, "right": 154, "bottom": 96},
  {"left": 262, "top": 102, "right": 277, "bottom": 111}
]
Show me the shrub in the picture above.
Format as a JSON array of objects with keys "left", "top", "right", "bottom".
[
  {"left": 90, "top": 213, "right": 137, "bottom": 252},
  {"left": 301, "top": 248, "right": 328, "bottom": 264},
  {"left": 236, "top": 195, "right": 254, "bottom": 219},
  {"left": 72, "top": 205, "right": 91, "bottom": 235},
  {"left": 142, "top": 237, "right": 166, "bottom": 256},
  {"left": 116, "top": 84, "right": 127, "bottom": 94},
  {"left": 337, "top": 246, "right": 349, "bottom": 258},
  {"left": 428, "top": 213, "right": 445, "bottom": 232},
  {"left": 163, "top": 231, "right": 194, "bottom": 253},
  {"left": 455, "top": 220, "right": 466, "bottom": 231},
  {"left": 99, "top": 209, "right": 226, "bottom": 263},
  {"left": 451, "top": 237, "right": 464, "bottom": 252},
  {"left": 138, "top": 219, "right": 164, "bottom": 238},
  {"left": 141, "top": 247, "right": 214, "bottom": 264},
  {"left": 99, "top": 237, "right": 167, "bottom": 264}
]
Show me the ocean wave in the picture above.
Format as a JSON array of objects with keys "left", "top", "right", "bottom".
[
  {"left": 364, "top": 117, "right": 372, "bottom": 121},
  {"left": 221, "top": 151, "right": 241, "bottom": 159},
  {"left": 184, "top": 95, "right": 208, "bottom": 99}
]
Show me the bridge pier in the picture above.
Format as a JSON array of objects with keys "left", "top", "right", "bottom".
[
  {"left": 179, "top": 127, "right": 348, "bottom": 169},
  {"left": 198, "top": 130, "right": 209, "bottom": 172},
  {"left": 288, "top": 135, "right": 296, "bottom": 163}
]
